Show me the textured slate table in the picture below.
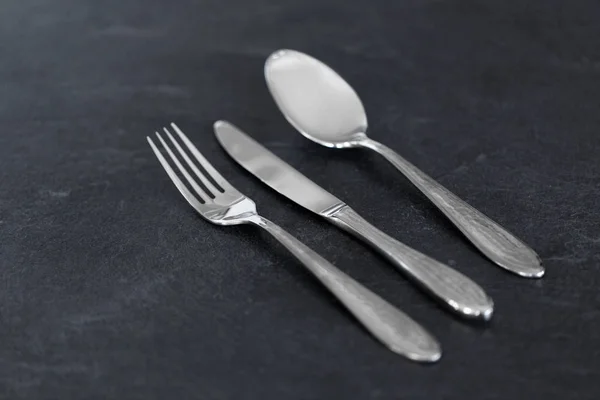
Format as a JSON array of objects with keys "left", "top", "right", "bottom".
[{"left": 1, "top": 0, "right": 599, "bottom": 398}]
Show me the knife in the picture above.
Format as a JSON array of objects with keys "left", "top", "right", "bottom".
[{"left": 214, "top": 120, "right": 493, "bottom": 320}]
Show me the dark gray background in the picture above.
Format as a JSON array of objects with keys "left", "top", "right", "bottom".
[{"left": 1, "top": 0, "right": 599, "bottom": 398}]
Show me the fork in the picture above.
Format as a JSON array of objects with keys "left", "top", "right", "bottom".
[{"left": 146, "top": 123, "right": 442, "bottom": 362}]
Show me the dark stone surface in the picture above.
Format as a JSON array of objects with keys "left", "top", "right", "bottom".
[{"left": 1, "top": 0, "right": 599, "bottom": 398}]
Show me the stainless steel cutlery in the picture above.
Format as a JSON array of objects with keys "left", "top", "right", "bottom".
[
  {"left": 145, "top": 48, "right": 546, "bottom": 362},
  {"left": 147, "top": 123, "right": 442, "bottom": 362},
  {"left": 264, "top": 49, "right": 544, "bottom": 279},
  {"left": 215, "top": 121, "right": 493, "bottom": 321}
]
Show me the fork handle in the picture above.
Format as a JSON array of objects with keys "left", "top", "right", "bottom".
[
  {"left": 251, "top": 216, "right": 441, "bottom": 362},
  {"left": 359, "top": 138, "right": 544, "bottom": 278},
  {"left": 326, "top": 205, "right": 494, "bottom": 320}
]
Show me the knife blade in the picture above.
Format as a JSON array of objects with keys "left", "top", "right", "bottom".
[
  {"left": 214, "top": 120, "right": 494, "bottom": 321},
  {"left": 214, "top": 120, "right": 345, "bottom": 216}
]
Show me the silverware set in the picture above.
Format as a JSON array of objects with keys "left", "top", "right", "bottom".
[{"left": 147, "top": 49, "right": 544, "bottom": 363}]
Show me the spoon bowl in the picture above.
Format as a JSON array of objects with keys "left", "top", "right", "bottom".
[{"left": 265, "top": 49, "right": 368, "bottom": 148}]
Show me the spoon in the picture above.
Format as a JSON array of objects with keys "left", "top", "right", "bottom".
[{"left": 264, "top": 49, "right": 544, "bottom": 278}]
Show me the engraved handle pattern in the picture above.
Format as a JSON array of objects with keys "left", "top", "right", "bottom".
[
  {"left": 253, "top": 216, "right": 441, "bottom": 362},
  {"left": 327, "top": 206, "right": 494, "bottom": 320},
  {"left": 360, "top": 139, "right": 544, "bottom": 278}
]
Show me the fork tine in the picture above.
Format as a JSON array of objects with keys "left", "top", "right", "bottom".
[
  {"left": 147, "top": 137, "right": 207, "bottom": 211},
  {"left": 170, "top": 122, "right": 235, "bottom": 192},
  {"left": 163, "top": 127, "right": 220, "bottom": 197},
  {"left": 154, "top": 132, "right": 212, "bottom": 203}
]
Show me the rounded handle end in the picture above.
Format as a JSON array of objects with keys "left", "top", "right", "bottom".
[{"left": 450, "top": 296, "right": 495, "bottom": 321}]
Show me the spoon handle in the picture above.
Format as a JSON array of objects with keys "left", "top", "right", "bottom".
[
  {"left": 327, "top": 205, "right": 493, "bottom": 320},
  {"left": 359, "top": 138, "right": 544, "bottom": 278}
]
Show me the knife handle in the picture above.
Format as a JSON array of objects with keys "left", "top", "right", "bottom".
[
  {"left": 326, "top": 205, "right": 494, "bottom": 320},
  {"left": 252, "top": 215, "right": 441, "bottom": 362}
]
